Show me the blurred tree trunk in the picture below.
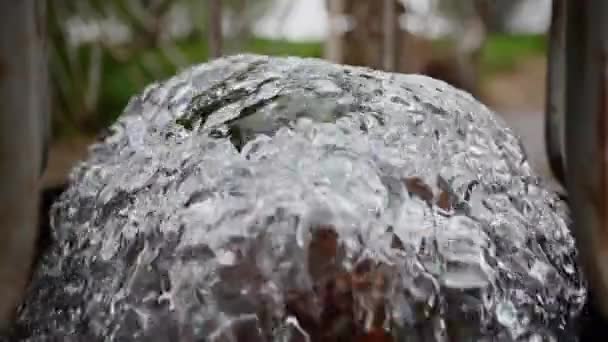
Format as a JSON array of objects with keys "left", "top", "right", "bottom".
[
  {"left": 0, "top": 0, "right": 48, "bottom": 329},
  {"left": 341, "top": 0, "right": 389, "bottom": 70},
  {"left": 325, "top": 0, "right": 345, "bottom": 62},
  {"left": 382, "top": 0, "right": 399, "bottom": 71},
  {"left": 208, "top": 0, "right": 223, "bottom": 58},
  {"left": 338, "top": 0, "right": 425, "bottom": 73},
  {"left": 328, "top": 0, "right": 485, "bottom": 96},
  {"left": 455, "top": 0, "right": 489, "bottom": 96},
  {"left": 231, "top": 0, "right": 253, "bottom": 51}
]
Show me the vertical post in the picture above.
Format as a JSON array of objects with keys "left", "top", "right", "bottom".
[
  {"left": 0, "top": 0, "right": 48, "bottom": 328},
  {"left": 382, "top": 0, "right": 398, "bottom": 71},
  {"left": 564, "top": 0, "right": 608, "bottom": 319},
  {"left": 325, "top": 0, "right": 345, "bottom": 63},
  {"left": 545, "top": 0, "right": 567, "bottom": 184},
  {"left": 208, "top": 0, "right": 223, "bottom": 59}
]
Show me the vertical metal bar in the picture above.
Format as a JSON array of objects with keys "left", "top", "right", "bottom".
[
  {"left": 565, "top": 0, "right": 608, "bottom": 319},
  {"left": 0, "top": 0, "right": 48, "bottom": 329},
  {"left": 545, "top": 0, "right": 567, "bottom": 185},
  {"left": 382, "top": 0, "right": 398, "bottom": 71},
  {"left": 208, "top": 0, "right": 223, "bottom": 59}
]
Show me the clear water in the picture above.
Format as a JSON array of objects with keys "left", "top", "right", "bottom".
[{"left": 14, "top": 55, "right": 585, "bottom": 341}]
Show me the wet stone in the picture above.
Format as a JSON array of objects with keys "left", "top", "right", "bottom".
[{"left": 11, "top": 55, "right": 585, "bottom": 341}]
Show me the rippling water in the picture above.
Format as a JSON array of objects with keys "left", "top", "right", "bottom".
[{"left": 12, "top": 55, "right": 585, "bottom": 341}]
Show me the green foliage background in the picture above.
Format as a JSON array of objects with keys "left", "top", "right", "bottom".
[{"left": 49, "top": 0, "right": 544, "bottom": 139}]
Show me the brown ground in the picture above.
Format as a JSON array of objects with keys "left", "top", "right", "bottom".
[
  {"left": 481, "top": 56, "right": 561, "bottom": 190},
  {"left": 42, "top": 136, "right": 95, "bottom": 188},
  {"left": 481, "top": 57, "right": 546, "bottom": 112},
  {"left": 482, "top": 57, "right": 546, "bottom": 112}
]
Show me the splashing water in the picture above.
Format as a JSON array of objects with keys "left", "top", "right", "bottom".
[{"left": 12, "top": 55, "right": 585, "bottom": 341}]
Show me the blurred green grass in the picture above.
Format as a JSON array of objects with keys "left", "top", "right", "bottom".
[
  {"left": 70, "top": 34, "right": 545, "bottom": 136},
  {"left": 480, "top": 33, "right": 546, "bottom": 75}
]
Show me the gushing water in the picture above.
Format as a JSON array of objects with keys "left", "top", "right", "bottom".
[{"left": 13, "top": 55, "right": 584, "bottom": 341}]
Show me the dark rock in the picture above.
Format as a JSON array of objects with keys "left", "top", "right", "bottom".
[{"left": 13, "top": 55, "right": 585, "bottom": 341}]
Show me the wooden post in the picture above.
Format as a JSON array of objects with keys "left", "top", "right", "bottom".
[
  {"left": 0, "top": 0, "right": 48, "bottom": 329},
  {"left": 208, "top": 0, "right": 223, "bottom": 59},
  {"left": 545, "top": 0, "right": 567, "bottom": 184},
  {"left": 564, "top": 0, "right": 608, "bottom": 320}
]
